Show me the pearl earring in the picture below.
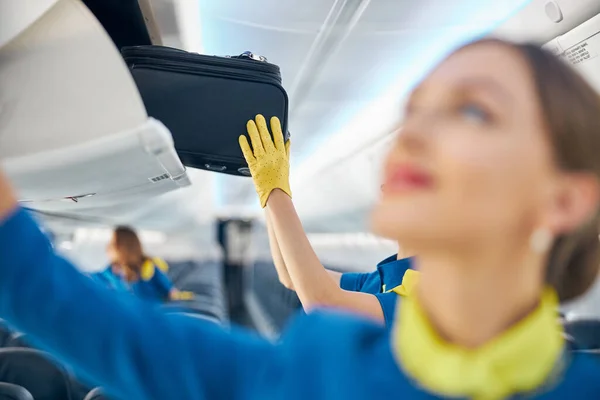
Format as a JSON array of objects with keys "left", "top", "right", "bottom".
[{"left": 530, "top": 228, "right": 553, "bottom": 254}]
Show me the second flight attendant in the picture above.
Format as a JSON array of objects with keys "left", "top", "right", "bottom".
[{"left": 109, "top": 226, "right": 192, "bottom": 302}]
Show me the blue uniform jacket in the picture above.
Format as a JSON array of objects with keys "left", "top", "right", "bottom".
[
  {"left": 92, "top": 267, "right": 128, "bottom": 292},
  {"left": 0, "top": 208, "right": 599, "bottom": 400},
  {"left": 131, "top": 264, "right": 173, "bottom": 303},
  {"left": 340, "top": 255, "right": 414, "bottom": 326}
]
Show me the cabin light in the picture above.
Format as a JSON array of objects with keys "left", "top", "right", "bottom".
[{"left": 307, "top": 233, "right": 395, "bottom": 248}]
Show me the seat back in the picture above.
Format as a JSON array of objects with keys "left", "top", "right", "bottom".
[
  {"left": 564, "top": 319, "right": 600, "bottom": 350},
  {"left": 0, "top": 324, "right": 13, "bottom": 349},
  {"left": 83, "top": 387, "right": 108, "bottom": 400},
  {"left": 4, "top": 335, "right": 30, "bottom": 350},
  {"left": 0, "top": 349, "right": 73, "bottom": 400},
  {"left": 0, "top": 383, "right": 33, "bottom": 400}
]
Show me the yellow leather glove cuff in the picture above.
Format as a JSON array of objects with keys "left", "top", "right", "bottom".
[{"left": 239, "top": 115, "right": 291, "bottom": 208}]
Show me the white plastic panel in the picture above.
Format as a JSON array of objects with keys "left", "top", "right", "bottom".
[
  {"left": 0, "top": 0, "right": 190, "bottom": 214},
  {"left": 0, "top": 0, "right": 58, "bottom": 49},
  {"left": 3, "top": 118, "right": 190, "bottom": 212},
  {"left": 544, "top": 12, "right": 600, "bottom": 92},
  {"left": 493, "top": 0, "right": 600, "bottom": 44}
]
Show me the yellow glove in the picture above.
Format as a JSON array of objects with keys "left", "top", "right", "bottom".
[{"left": 239, "top": 114, "right": 291, "bottom": 208}]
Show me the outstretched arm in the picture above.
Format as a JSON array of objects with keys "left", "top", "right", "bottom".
[
  {"left": 266, "top": 191, "right": 384, "bottom": 321},
  {"left": 265, "top": 211, "right": 343, "bottom": 291},
  {"left": 239, "top": 116, "right": 384, "bottom": 322},
  {"left": 265, "top": 211, "right": 294, "bottom": 289},
  {"left": 0, "top": 173, "right": 277, "bottom": 400}
]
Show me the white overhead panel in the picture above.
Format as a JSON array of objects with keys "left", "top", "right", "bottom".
[
  {"left": 286, "top": 0, "right": 532, "bottom": 229},
  {"left": 493, "top": 0, "right": 600, "bottom": 43},
  {"left": 0, "top": 0, "right": 58, "bottom": 48},
  {"left": 200, "top": 0, "right": 531, "bottom": 213},
  {"left": 543, "top": 12, "right": 600, "bottom": 92}
]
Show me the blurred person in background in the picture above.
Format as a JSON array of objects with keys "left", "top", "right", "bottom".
[{"left": 109, "top": 226, "right": 192, "bottom": 302}]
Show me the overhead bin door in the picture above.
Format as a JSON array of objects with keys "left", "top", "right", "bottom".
[{"left": 0, "top": 0, "right": 190, "bottom": 213}]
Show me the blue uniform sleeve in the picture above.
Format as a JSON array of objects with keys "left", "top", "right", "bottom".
[
  {"left": 340, "top": 272, "right": 370, "bottom": 292},
  {"left": 152, "top": 267, "right": 174, "bottom": 298},
  {"left": 374, "top": 292, "right": 398, "bottom": 329},
  {"left": 0, "top": 208, "right": 279, "bottom": 400}
]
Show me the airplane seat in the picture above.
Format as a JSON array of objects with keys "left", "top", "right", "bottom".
[
  {"left": 83, "top": 387, "right": 111, "bottom": 400},
  {"left": 0, "top": 324, "right": 13, "bottom": 348},
  {"left": 166, "top": 261, "right": 227, "bottom": 322},
  {"left": 165, "top": 261, "right": 195, "bottom": 286},
  {"left": 249, "top": 261, "right": 301, "bottom": 333},
  {"left": 564, "top": 319, "right": 600, "bottom": 350},
  {"left": 0, "top": 383, "right": 33, "bottom": 400},
  {"left": 4, "top": 335, "right": 31, "bottom": 350},
  {"left": 0, "top": 349, "right": 74, "bottom": 400},
  {"left": 169, "top": 312, "right": 221, "bottom": 325}
]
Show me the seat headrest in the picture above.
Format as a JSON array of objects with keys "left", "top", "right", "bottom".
[
  {"left": 0, "top": 348, "right": 72, "bottom": 400},
  {"left": 0, "top": 382, "right": 34, "bottom": 400},
  {"left": 84, "top": 387, "right": 108, "bottom": 400},
  {"left": 564, "top": 318, "right": 600, "bottom": 350}
]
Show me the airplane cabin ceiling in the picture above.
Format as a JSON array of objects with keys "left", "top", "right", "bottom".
[
  {"left": 194, "top": 0, "right": 531, "bottom": 220},
  {"left": 45, "top": 0, "right": 584, "bottom": 236}
]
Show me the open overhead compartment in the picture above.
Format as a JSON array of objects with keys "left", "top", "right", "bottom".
[{"left": 0, "top": 0, "right": 190, "bottom": 213}]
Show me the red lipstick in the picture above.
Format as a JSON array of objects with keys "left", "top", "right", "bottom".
[{"left": 384, "top": 163, "right": 433, "bottom": 193}]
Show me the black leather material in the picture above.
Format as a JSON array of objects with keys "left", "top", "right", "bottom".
[
  {"left": 121, "top": 46, "right": 289, "bottom": 177},
  {"left": 0, "top": 349, "right": 74, "bottom": 400}
]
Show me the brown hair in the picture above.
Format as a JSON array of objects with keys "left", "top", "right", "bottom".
[
  {"left": 113, "top": 226, "right": 149, "bottom": 281},
  {"left": 459, "top": 38, "right": 600, "bottom": 301}
]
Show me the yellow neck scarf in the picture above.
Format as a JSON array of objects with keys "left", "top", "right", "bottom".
[
  {"left": 385, "top": 269, "right": 420, "bottom": 296},
  {"left": 393, "top": 287, "right": 563, "bottom": 400}
]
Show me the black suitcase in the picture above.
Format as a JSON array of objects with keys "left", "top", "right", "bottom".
[{"left": 121, "top": 46, "right": 290, "bottom": 177}]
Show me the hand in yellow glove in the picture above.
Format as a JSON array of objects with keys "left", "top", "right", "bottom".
[{"left": 239, "top": 115, "right": 291, "bottom": 208}]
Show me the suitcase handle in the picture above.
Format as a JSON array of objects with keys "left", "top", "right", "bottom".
[{"left": 204, "top": 164, "right": 227, "bottom": 172}]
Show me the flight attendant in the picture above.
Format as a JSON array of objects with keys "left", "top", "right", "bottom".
[
  {"left": 1, "top": 38, "right": 600, "bottom": 399},
  {"left": 110, "top": 226, "right": 192, "bottom": 302}
]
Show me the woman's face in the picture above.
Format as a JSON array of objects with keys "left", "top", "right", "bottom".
[{"left": 371, "top": 43, "right": 558, "bottom": 249}]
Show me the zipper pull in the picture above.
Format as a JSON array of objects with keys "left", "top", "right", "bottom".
[{"left": 234, "top": 51, "right": 268, "bottom": 62}]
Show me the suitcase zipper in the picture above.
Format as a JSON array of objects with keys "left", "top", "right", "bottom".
[
  {"left": 122, "top": 46, "right": 280, "bottom": 76},
  {"left": 126, "top": 59, "right": 283, "bottom": 86}
]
